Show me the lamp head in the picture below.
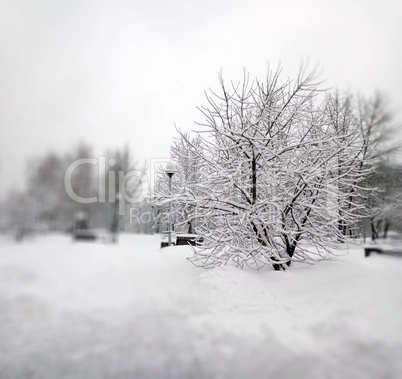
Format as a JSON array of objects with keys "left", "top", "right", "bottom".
[{"left": 165, "top": 162, "right": 176, "bottom": 178}]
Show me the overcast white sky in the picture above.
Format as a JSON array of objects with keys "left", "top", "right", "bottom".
[{"left": 1, "top": 0, "right": 401, "bottom": 196}]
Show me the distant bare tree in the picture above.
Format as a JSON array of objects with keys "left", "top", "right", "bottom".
[
  {"left": 103, "top": 145, "right": 147, "bottom": 237},
  {"left": 325, "top": 91, "right": 398, "bottom": 239},
  {"left": 365, "top": 161, "right": 402, "bottom": 239}
]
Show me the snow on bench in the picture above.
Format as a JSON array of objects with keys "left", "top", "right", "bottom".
[{"left": 364, "top": 235, "right": 402, "bottom": 257}]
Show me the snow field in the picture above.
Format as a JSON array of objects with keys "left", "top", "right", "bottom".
[{"left": 0, "top": 234, "right": 401, "bottom": 378}]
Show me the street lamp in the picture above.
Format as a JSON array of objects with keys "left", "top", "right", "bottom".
[{"left": 165, "top": 162, "right": 176, "bottom": 246}]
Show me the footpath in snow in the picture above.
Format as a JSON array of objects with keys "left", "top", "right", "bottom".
[{"left": 0, "top": 233, "right": 401, "bottom": 379}]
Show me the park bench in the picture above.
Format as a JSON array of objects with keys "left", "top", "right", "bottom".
[
  {"left": 364, "top": 234, "right": 402, "bottom": 257},
  {"left": 73, "top": 229, "right": 98, "bottom": 241},
  {"left": 161, "top": 234, "right": 204, "bottom": 248},
  {"left": 176, "top": 235, "right": 204, "bottom": 246},
  {"left": 365, "top": 246, "right": 402, "bottom": 257}
]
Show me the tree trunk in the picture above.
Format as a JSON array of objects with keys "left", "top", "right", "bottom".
[
  {"left": 371, "top": 217, "right": 379, "bottom": 241},
  {"left": 383, "top": 220, "right": 390, "bottom": 239}
]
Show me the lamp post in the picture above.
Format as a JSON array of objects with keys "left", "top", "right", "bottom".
[{"left": 165, "top": 163, "right": 176, "bottom": 246}]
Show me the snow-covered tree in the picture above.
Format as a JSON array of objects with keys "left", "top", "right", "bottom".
[
  {"left": 152, "top": 134, "right": 207, "bottom": 234},
  {"left": 325, "top": 91, "right": 396, "bottom": 238},
  {"left": 157, "top": 66, "right": 372, "bottom": 270},
  {"left": 170, "top": 134, "right": 206, "bottom": 233},
  {"left": 364, "top": 161, "right": 402, "bottom": 239}
]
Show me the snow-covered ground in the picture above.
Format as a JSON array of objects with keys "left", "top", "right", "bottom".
[{"left": 0, "top": 234, "right": 401, "bottom": 379}]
